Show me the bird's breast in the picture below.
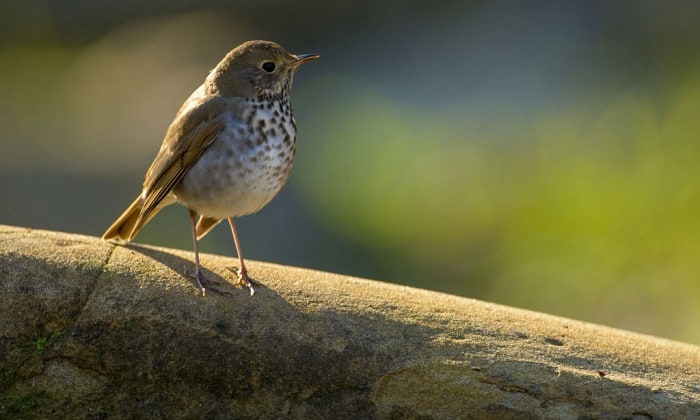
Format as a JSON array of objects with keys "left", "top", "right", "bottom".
[{"left": 174, "top": 99, "right": 297, "bottom": 218}]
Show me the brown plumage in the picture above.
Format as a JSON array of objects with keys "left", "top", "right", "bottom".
[{"left": 103, "top": 40, "right": 318, "bottom": 295}]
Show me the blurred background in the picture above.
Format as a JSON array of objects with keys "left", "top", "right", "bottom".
[{"left": 2, "top": 1, "right": 700, "bottom": 343}]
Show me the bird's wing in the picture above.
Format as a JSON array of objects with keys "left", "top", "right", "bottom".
[{"left": 136, "top": 94, "right": 230, "bottom": 228}]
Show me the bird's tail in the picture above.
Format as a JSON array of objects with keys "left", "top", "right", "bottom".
[
  {"left": 103, "top": 196, "right": 151, "bottom": 242},
  {"left": 195, "top": 216, "right": 222, "bottom": 240}
]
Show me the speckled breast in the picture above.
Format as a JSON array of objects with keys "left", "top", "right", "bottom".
[{"left": 174, "top": 98, "right": 297, "bottom": 219}]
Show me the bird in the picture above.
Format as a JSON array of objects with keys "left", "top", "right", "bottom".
[{"left": 102, "top": 40, "right": 319, "bottom": 295}]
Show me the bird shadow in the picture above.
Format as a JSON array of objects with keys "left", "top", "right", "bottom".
[{"left": 123, "top": 243, "right": 263, "bottom": 297}]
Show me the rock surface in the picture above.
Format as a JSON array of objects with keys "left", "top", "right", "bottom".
[{"left": 0, "top": 224, "right": 699, "bottom": 418}]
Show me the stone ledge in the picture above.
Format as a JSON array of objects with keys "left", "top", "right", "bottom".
[{"left": 1, "top": 225, "right": 698, "bottom": 418}]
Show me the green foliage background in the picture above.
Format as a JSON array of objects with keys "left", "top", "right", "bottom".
[{"left": 296, "top": 72, "right": 700, "bottom": 340}]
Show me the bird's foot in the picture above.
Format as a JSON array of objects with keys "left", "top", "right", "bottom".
[
  {"left": 231, "top": 267, "right": 256, "bottom": 296},
  {"left": 185, "top": 267, "right": 229, "bottom": 296}
]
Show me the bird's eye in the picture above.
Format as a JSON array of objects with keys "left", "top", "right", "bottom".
[{"left": 261, "top": 62, "right": 275, "bottom": 73}]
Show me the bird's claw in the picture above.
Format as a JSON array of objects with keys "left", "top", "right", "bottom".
[
  {"left": 231, "top": 267, "right": 256, "bottom": 296},
  {"left": 185, "top": 267, "right": 230, "bottom": 296}
]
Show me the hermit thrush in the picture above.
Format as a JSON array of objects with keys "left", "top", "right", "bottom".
[{"left": 102, "top": 40, "right": 319, "bottom": 295}]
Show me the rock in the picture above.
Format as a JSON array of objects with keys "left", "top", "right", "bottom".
[{"left": 1, "top": 225, "right": 699, "bottom": 418}]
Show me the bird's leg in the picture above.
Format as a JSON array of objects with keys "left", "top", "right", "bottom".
[
  {"left": 228, "top": 217, "right": 255, "bottom": 296},
  {"left": 187, "top": 209, "right": 223, "bottom": 295}
]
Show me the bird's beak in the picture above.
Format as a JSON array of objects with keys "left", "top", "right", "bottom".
[{"left": 293, "top": 53, "right": 320, "bottom": 66}]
